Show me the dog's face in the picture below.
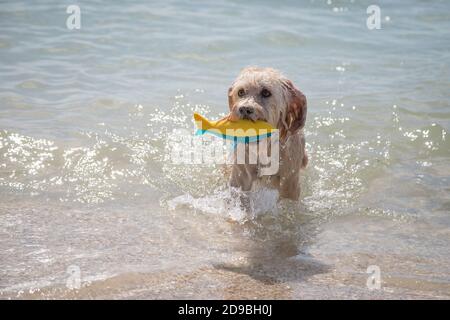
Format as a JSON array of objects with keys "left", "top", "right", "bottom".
[{"left": 228, "top": 67, "right": 307, "bottom": 138}]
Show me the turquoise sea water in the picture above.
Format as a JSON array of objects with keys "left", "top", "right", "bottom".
[{"left": 0, "top": 0, "right": 449, "bottom": 298}]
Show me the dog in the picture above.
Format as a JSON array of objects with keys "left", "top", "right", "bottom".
[{"left": 226, "top": 67, "right": 307, "bottom": 201}]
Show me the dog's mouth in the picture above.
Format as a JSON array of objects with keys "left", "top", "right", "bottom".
[
  {"left": 241, "top": 114, "right": 256, "bottom": 121},
  {"left": 240, "top": 113, "right": 266, "bottom": 122},
  {"left": 230, "top": 108, "right": 266, "bottom": 122}
]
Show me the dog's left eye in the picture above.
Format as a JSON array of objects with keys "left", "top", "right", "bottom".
[{"left": 261, "top": 89, "right": 271, "bottom": 98}]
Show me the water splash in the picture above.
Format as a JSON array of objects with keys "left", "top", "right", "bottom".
[{"left": 167, "top": 188, "right": 279, "bottom": 223}]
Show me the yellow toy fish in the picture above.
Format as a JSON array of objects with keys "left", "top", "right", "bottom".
[{"left": 193, "top": 113, "right": 277, "bottom": 142}]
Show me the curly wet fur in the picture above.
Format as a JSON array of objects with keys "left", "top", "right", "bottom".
[{"left": 227, "top": 67, "right": 308, "bottom": 201}]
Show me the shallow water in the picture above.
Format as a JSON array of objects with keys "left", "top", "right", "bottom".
[{"left": 1, "top": 0, "right": 450, "bottom": 299}]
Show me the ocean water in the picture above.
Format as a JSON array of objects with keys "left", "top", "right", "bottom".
[{"left": 1, "top": 0, "right": 449, "bottom": 299}]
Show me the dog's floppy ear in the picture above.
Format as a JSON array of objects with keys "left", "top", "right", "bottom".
[
  {"left": 226, "top": 85, "right": 240, "bottom": 121},
  {"left": 280, "top": 80, "right": 307, "bottom": 138},
  {"left": 227, "top": 86, "right": 234, "bottom": 111}
]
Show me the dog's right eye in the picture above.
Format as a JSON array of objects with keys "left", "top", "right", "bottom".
[{"left": 237, "top": 89, "right": 245, "bottom": 97}]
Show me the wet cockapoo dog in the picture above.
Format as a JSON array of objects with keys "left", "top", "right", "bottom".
[{"left": 226, "top": 67, "right": 308, "bottom": 201}]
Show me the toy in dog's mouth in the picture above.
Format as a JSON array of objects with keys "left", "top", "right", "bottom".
[{"left": 193, "top": 112, "right": 277, "bottom": 143}]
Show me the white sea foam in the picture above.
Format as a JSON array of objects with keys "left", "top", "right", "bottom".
[{"left": 167, "top": 187, "right": 279, "bottom": 223}]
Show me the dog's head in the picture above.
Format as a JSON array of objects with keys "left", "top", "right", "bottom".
[{"left": 227, "top": 67, "right": 307, "bottom": 139}]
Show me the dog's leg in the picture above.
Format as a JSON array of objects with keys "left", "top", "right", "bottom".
[
  {"left": 278, "top": 136, "right": 303, "bottom": 201},
  {"left": 279, "top": 169, "right": 300, "bottom": 200},
  {"left": 230, "top": 164, "right": 257, "bottom": 191},
  {"left": 229, "top": 163, "right": 258, "bottom": 211}
]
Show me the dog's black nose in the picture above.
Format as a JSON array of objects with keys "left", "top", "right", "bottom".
[{"left": 239, "top": 106, "right": 254, "bottom": 116}]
